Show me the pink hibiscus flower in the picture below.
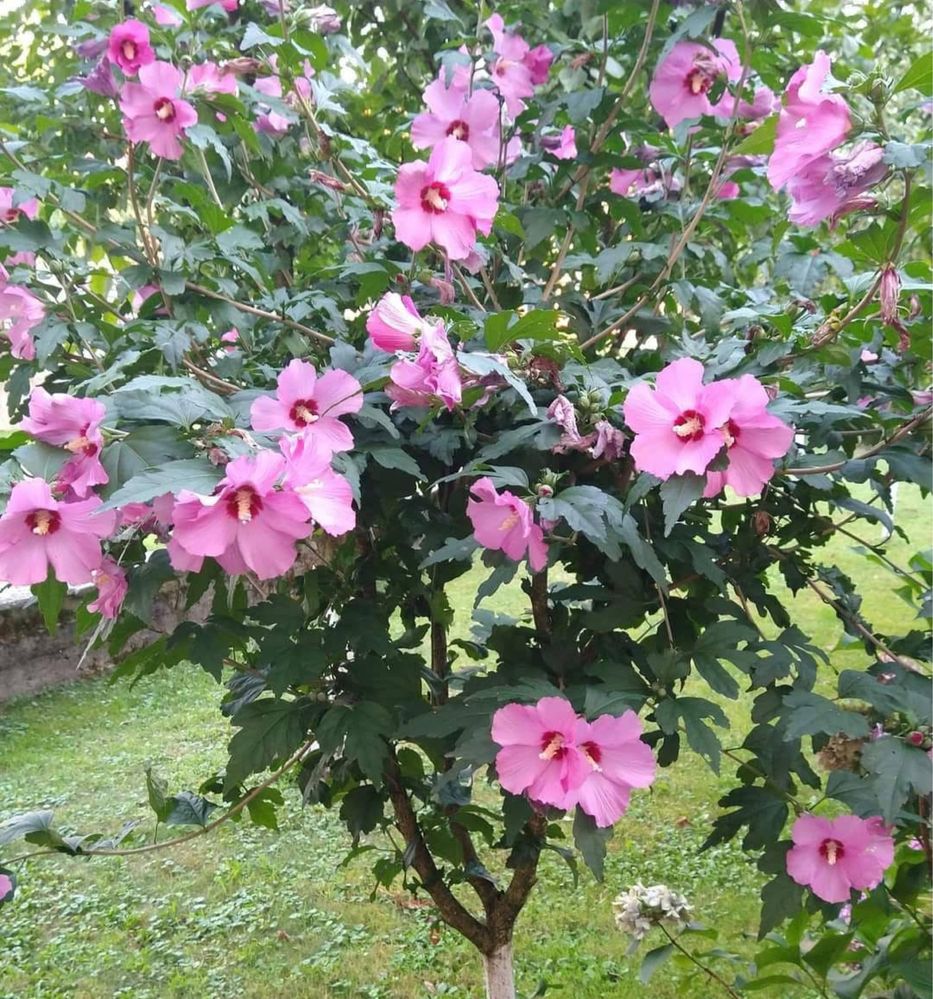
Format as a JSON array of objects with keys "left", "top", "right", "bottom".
[
  {"left": 392, "top": 138, "right": 499, "bottom": 261},
  {"left": 386, "top": 324, "right": 462, "bottom": 411},
  {"left": 491, "top": 698, "right": 656, "bottom": 827},
  {"left": 572, "top": 711, "right": 657, "bottom": 828},
  {"left": 702, "top": 375, "right": 794, "bottom": 498},
  {"left": 188, "top": 0, "right": 238, "bottom": 10},
  {"left": 366, "top": 292, "right": 431, "bottom": 352},
  {"left": 107, "top": 20, "right": 155, "bottom": 76},
  {"left": 0, "top": 283, "right": 44, "bottom": 360},
  {"left": 153, "top": 5, "right": 184, "bottom": 27},
  {"left": 21, "top": 388, "right": 109, "bottom": 499},
  {"left": 186, "top": 61, "right": 238, "bottom": 96},
  {"left": 88, "top": 557, "right": 128, "bottom": 619},
  {"left": 280, "top": 435, "right": 356, "bottom": 537},
  {"left": 250, "top": 358, "right": 363, "bottom": 456},
  {"left": 119, "top": 61, "right": 198, "bottom": 160},
  {"left": 0, "top": 478, "right": 115, "bottom": 586},
  {"left": 622, "top": 358, "right": 737, "bottom": 479},
  {"left": 491, "top": 697, "right": 584, "bottom": 809},
  {"left": 649, "top": 39, "right": 742, "bottom": 128},
  {"left": 467, "top": 477, "right": 547, "bottom": 571},
  {"left": 786, "top": 141, "right": 887, "bottom": 227},
  {"left": 171, "top": 451, "right": 311, "bottom": 579},
  {"left": 542, "top": 125, "right": 577, "bottom": 160},
  {"left": 767, "top": 51, "right": 851, "bottom": 192},
  {"left": 411, "top": 77, "right": 502, "bottom": 170},
  {"left": 0, "top": 187, "right": 39, "bottom": 224},
  {"left": 0, "top": 872, "right": 13, "bottom": 902},
  {"left": 786, "top": 813, "right": 894, "bottom": 903},
  {"left": 485, "top": 13, "right": 548, "bottom": 116}
]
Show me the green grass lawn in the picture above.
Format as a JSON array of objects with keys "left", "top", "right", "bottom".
[{"left": 0, "top": 487, "right": 926, "bottom": 999}]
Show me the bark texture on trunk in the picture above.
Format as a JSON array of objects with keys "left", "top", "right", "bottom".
[{"left": 482, "top": 943, "right": 516, "bottom": 999}]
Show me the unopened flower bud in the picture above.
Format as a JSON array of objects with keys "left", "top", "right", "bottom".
[
  {"left": 753, "top": 510, "right": 772, "bottom": 537},
  {"left": 907, "top": 730, "right": 926, "bottom": 747},
  {"left": 869, "top": 78, "right": 889, "bottom": 104},
  {"left": 207, "top": 447, "right": 228, "bottom": 467},
  {"left": 224, "top": 57, "right": 263, "bottom": 77},
  {"left": 536, "top": 483, "right": 554, "bottom": 499},
  {"left": 879, "top": 266, "right": 901, "bottom": 327},
  {"left": 307, "top": 4, "right": 342, "bottom": 34},
  {"left": 429, "top": 276, "right": 456, "bottom": 305},
  {"left": 309, "top": 169, "right": 347, "bottom": 192}
]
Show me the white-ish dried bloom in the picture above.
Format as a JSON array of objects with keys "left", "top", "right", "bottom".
[{"left": 612, "top": 883, "right": 692, "bottom": 942}]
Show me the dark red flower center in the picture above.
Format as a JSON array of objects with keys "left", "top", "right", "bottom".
[
  {"left": 580, "top": 740, "right": 602, "bottom": 770},
  {"left": 153, "top": 97, "right": 177, "bottom": 122},
  {"left": 26, "top": 509, "right": 61, "bottom": 536},
  {"left": 420, "top": 181, "right": 451, "bottom": 214},
  {"left": 446, "top": 119, "right": 470, "bottom": 141},
  {"left": 289, "top": 398, "right": 320, "bottom": 427},
  {"left": 121, "top": 40, "right": 138, "bottom": 62},
  {"left": 685, "top": 53, "right": 721, "bottom": 96},
  {"left": 819, "top": 838, "right": 845, "bottom": 866},
  {"left": 65, "top": 425, "right": 98, "bottom": 457},
  {"left": 226, "top": 486, "right": 263, "bottom": 523},
  {"left": 673, "top": 409, "right": 705, "bottom": 442},
  {"left": 538, "top": 731, "right": 567, "bottom": 761},
  {"left": 2, "top": 208, "right": 19, "bottom": 223},
  {"left": 721, "top": 418, "right": 740, "bottom": 449}
]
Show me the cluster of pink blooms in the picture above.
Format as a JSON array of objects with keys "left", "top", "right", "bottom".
[
  {"left": 365, "top": 292, "right": 500, "bottom": 411},
  {"left": 786, "top": 813, "right": 894, "bottom": 903},
  {"left": 622, "top": 358, "right": 794, "bottom": 497},
  {"left": 767, "top": 52, "right": 886, "bottom": 226},
  {"left": 0, "top": 187, "right": 43, "bottom": 360},
  {"left": 0, "top": 358, "right": 363, "bottom": 610},
  {"left": 91, "top": 16, "right": 244, "bottom": 159},
  {"left": 168, "top": 360, "right": 362, "bottom": 578},
  {"left": 648, "top": 38, "right": 772, "bottom": 129},
  {"left": 547, "top": 396, "right": 626, "bottom": 462},
  {"left": 393, "top": 14, "right": 554, "bottom": 261},
  {"left": 491, "top": 697, "right": 656, "bottom": 827}
]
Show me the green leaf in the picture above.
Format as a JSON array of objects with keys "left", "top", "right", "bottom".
[
  {"left": 781, "top": 690, "right": 871, "bottom": 741},
  {"left": 758, "top": 873, "right": 804, "bottom": 938},
  {"left": 731, "top": 114, "right": 778, "bottom": 156},
  {"left": 164, "top": 791, "right": 219, "bottom": 827},
  {"left": 894, "top": 53, "right": 933, "bottom": 95},
  {"left": 316, "top": 702, "right": 394, "bottom": 781},
  {"left": 659, "top": 472, "right": 705, "bottom": 536},
  {"left": 572, "top": 807, "right": 612, "bottom": 881},
  {"left": 246, "top": 787, "right": 284, "bottom": 830},
  {"left": 99, "top": 428, "right": 194, "bottom": 498},
  {"left": 457, "top": 352, "right": 536, "bottom": 416},
  {"left": 101, "top": 459, "right": 222, "bottom": 511},
  {"left": 639, "top": 944, "right": 675, "bottom": 984},
  {"left": 366, "top": 446, "right": 425, "bottom": 480},
  {"left": 0, "top": 429, "right": 28, "bottom": 451},
  {"left": 339, "top": 786, "right": 385, "bottom": 844},
  {"left": 145, "top": 765, "right": 171, "bottom": 823},
  {"left": 226, "top": 698, "right": 312, "bottom": 790},
  {"left": 31, "top": 574, "right": 67, "bottom": 635},
  {"left": 655, "top": 697, "right": 728, "bottom": 773},
  {"left": 621, "top": 514, "right": 668, "bottom": 590},
  {"left": 860, "top": 737, "right": 933, "bottom": 822},
  {"left": 484, "top": 309, "right": 562, "bottom": 352}
]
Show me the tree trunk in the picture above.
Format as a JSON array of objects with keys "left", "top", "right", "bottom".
[{"left": 482, "top": 943, "right": 516, "bottom": 999}]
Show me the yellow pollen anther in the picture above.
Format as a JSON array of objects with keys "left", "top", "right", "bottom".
[
  {"left": 32, "top": 510, "right": 53, "bottom": 536},
  {"left": 65, "top": 435, "right": 91, "bottom": 453},
  {"left": 690, "top": 76, "right": 704, "bottom": 94},
  {"left": 234, "top": 489, "right": 254, "bottom": 522},
  {"left": 499, "top": 511, "right": 520, "bottom": 532},
  {"left": 294, "top": 404, "right": 318, "bottom": 424},
  {"left": 824, "top": 840, "right": 840, "bottom": 866},
  {"left": 156, "top": 101, "right": 174, "bottom": 121},
  {"left": 539, "top": 734, "right": 564, "bottom": 761},
  {"left": 582, "top": 747, "right": 602, "bottom": 772},
  {"left": 423, "top": 188, "right": 448, "bottom": 212},
  {"left": 673, "top": 416, "right": 702, "bottom": 438}
]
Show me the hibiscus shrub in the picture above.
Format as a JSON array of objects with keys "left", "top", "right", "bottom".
[{"left": 0, "top": 1, "right": 931, "bottom": 997}]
